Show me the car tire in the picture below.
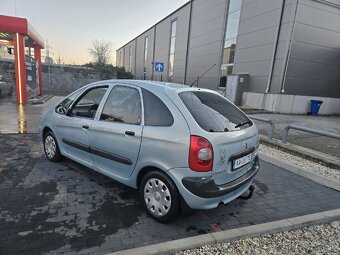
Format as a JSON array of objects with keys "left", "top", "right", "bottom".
[
  {"left": 139, "top": 171, "right": 180, "bottom": 223},
  {"left": 44, "top": 131, "right": 62, "bottom": 162}
]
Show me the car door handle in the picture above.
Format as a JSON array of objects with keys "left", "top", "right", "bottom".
[
  {"left": 125, "top": 131, "right": 135, "bottom": 136},
  {"left": 82, "top": 125, "right": 89, "bottom": 129}
]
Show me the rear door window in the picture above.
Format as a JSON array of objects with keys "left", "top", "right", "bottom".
[
  {"left": 179, "top": 91, "right": 252, "bottom": 132},
  {"left": 100, "top": 85, "right": 142, "bottom": 125},
  {"left": 142, "top": 88, "right": 174, "bottom": 126}
]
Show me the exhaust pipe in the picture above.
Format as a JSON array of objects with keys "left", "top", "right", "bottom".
[{"left": 238, "top": 185, "right": 255, "bottom": 200}]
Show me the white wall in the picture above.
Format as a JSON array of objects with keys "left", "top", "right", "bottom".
[{"left": 243, "top": 92, "right": 340, "bottom": 115}]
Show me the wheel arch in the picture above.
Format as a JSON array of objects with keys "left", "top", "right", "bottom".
[
  {"left": 136, "top": 166, "right": 170, "bottom": 190},
  {"left": 42, "top": 126, "right": 53, "bottom": 138}
]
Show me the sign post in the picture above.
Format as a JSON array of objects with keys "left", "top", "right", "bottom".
[{"left": 154, "top": 62, "right": 164, "bottom": 81}]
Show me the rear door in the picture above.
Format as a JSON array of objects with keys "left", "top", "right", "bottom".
[
  {"left": 90, "top": 84, "right": 143, "bottom": 178},
  {"left": 178, "top": 90, "right": 258, "bottom": 185}
]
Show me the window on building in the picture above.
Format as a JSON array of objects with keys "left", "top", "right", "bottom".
[
  {"left": 129, "top": 46, "right": 133, "bottom": 72},
  {"left": 119, "top": 51, "right": 123, "bottom": 67},
  {"left": 220, "top": 0, "right": 242, "bottom": 87},
  {"left": 168, "top": 20, "right": 177, "bottom": 82},
  {"left": 144, "top": 37, "right": 148, "bottom": 80}
]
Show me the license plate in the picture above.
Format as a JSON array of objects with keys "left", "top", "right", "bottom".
[{"left": 233, "top": 154, "right": 252, "bottom": 170}]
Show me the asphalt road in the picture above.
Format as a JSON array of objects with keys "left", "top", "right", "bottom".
[{"left": 0, "top": 134, "right": 339, "bottom": 255}]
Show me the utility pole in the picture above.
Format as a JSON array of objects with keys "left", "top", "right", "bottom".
[
  {"left": 58, "top": 52, "right": 62, "bottom": 65},
  {"left": 45, "top": 40, "right": 53, "bottom": 88}
]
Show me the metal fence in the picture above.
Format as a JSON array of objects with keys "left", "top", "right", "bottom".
[
  {"left": 249, "top": 115, "right": 275, "bottom": 140},
  {"left": 281, "top": 124, "right": 340, "bottom": 144}
]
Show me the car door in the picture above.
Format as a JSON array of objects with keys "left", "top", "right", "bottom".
[
  {"left": 90, "top": 84, "right": 143, "bottom": 178},
  {"left": 55, "top": 85, "right": 108, "bottom": 166}
]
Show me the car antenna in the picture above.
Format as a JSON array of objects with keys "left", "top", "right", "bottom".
[{"left": 189, "top": 63, "right": 216, "bottom": 87}]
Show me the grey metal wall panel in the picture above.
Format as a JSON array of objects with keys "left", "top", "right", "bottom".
[
  {"left": 294, "top": 23, "right": 340, "bottom": 49},
  {"left": 153, "top": 17, "right": 171, "bottom": 80},
  {"left": 135, "top": 35, "right": 145, "bottom": 79},
  {"left": 291, "top": 41, "right": 340, "bottom": 67},
  {"left": 186, "top": 0, "right": 227, "bottom": 89},
  {"left": 134, "top": 28, "right": 155, "bottom": 80},
  {"left": 123, "top": 40, "right": 136, "bottom": 73},
  {"left": 233, "top": 0, "right": 296, "bottom": 94},
  {"left": 284, "top": 0, "right": 340, "bottom": 97},
  {"left": 297, "top": 0, "right": 340, "bottom": 32},
  {"left": 284, "top": 76, "right": 339, "bottom": 97},
  {"left": 171, "top": 4, "right": 190, "bottom": 84},
  {"left": 116, "top": 48, "right": 123, "bottom": 67}
]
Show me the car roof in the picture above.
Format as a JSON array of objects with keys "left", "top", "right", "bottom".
[
  {"left": 91, "top": 79, "right": 216, "bottom": 94},
  {"left": 83, "top": 79, "right": 217, "bottom": 100},
  {"left": 99, "top": 79, "right": 187, "bottom": 90}
]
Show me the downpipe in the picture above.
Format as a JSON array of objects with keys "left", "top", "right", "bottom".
[
  {"left": 238, "top": 185, "right": 255, "bottom": 200},
  {"left": 261, "top": 0, "right": 285, "bottom": 109}
]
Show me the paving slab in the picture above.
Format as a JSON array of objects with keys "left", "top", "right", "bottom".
[
  {"left": 0, "top": 95, "right": 63, "bottom": 134},
  {"left": 0, "top": 134, "right": 339, "bottom": 255}
]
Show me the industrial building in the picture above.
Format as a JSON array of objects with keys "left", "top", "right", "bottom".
[{"left": 116, "top": 0, "right": 340, "bottom": 114}]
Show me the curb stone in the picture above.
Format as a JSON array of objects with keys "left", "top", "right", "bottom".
[
  {"left": 259, "top": 153, "right": 340, "bottom": 192},
  {"left": 259, "top": 135, "right": 340, "bottom": 169},
  {"left": 108, "top": 209, "right": 340, "bottom": 255}
]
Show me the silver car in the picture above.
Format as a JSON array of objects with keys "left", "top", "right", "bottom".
[
  {"left": 0, "top": 75, "right": 13, "bottom": 96},
  {"left": 40, "top": 80, "right": 259, "bottom": 222}
]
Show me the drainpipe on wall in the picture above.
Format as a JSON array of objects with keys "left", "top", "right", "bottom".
[
  {"left": 281, "top": 0, "right": 299, "bottom": 94},
  {"left": 123, "top": 47, "right": 125, "bottom": 69},
  {"left": 134, "top": 39, "right": 137, "bottom": 78},
  {"left": 183, "top": 0, "right": 193, "bottom": 84},
  {"left": 151, "top": 25, "right": 156, "bottom": 81},
  {"left": 261, "top": 0, "right": 286, "bottom": 109}
]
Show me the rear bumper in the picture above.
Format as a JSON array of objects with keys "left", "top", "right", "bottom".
[
  {"left": 182, "top": 155, "right": 259, "bottom": 198},
  {"left": 167, "top": 156, "right": 259, "bottom": 210}
]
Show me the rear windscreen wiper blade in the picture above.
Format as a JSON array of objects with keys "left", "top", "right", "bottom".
[{"left": 235, "top": 121, "right": 252, "bottom": 128}]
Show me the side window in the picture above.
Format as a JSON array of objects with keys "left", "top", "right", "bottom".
[
  {"left": 55, "top": 88, "right": 85, "bottom": 115},
  {"left": 100, "top": 85, "right": 142, "bottom": 125},
  {"left": 70, "top": 87, "right": 108, "bottom": 119},
  {"left": 142, "top": 88, "right": 174, "bottom": 126}
]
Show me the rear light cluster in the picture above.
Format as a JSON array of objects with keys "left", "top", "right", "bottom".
[{"left": 189, "top": 136, "right": 213, "bottom": 172}]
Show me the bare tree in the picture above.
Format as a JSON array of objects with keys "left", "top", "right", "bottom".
[{"left": 89, "top": 40, "right": 112, "bottom": 65}]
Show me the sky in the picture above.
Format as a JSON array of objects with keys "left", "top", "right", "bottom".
[{"left": 0, "top": 0, "right": 188, "bottom": 65}]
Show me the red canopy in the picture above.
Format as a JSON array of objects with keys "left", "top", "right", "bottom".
[
  {"left": 0, "top": 15, "right": 44, "bottom": 104},
  {"left": 0, "top": 15, "right": 44, "bottom": 49}
]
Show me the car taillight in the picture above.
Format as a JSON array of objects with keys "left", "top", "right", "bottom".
[{"left": 189, "top": 136, "right": 213, "bottom": 172}]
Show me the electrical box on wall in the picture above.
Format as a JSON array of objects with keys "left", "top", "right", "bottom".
[{"left": 225, "top": 73, "right": 248, "bottom": 106}]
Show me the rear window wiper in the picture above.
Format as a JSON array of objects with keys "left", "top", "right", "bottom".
[{"left": 235, "top": 121, "right": 252, "bottom": 128}]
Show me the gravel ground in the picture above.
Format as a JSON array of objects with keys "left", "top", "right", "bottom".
[
  {"left": 259, "top": 144, "right": 340, "bottom": 182},
  {"left": 176, "top": 223, "right": 340, "bottom": 255}
]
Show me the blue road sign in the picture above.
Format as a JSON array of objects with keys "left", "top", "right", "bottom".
[{"left": 154, "top": 62, "right": 164, "bottom": 73}]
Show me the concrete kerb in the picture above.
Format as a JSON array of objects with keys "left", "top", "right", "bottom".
[
  {"left": 259, "top": 153, "right": 340, "bottom": 192},
  {"left": 259, "top": 134, "right": 340, "bottom": 169},
  {"left": 109, "top": 209, "right": 340, "bottom": 255}
]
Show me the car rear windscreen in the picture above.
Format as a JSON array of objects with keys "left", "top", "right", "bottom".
[{"left": 179, "top": 91, "right": 252, "bottom": 132}]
